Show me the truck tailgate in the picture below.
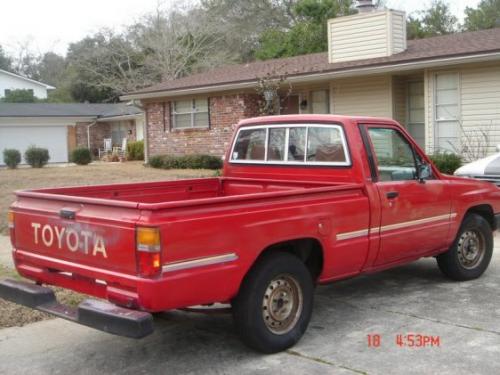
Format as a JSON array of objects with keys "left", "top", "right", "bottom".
[{"left": 11, "top": 196, "right": 141, "bottom": 276}]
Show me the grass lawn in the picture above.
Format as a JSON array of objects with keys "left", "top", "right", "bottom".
[{"left": 0, "top": 161, "right": 214, "bottom": 235}]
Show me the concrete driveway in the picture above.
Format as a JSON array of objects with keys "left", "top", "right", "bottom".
[{"left": 1, "top": 236, "right": 500, "bottom": 375}]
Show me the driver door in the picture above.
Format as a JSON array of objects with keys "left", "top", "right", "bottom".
[{"left": 364, "top": 125, "right": 453, "bottom": 265}]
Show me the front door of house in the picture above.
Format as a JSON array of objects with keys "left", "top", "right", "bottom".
[
  {"left": 281, "top": 95, "right": 300, "bottom": 114},
  {"left": 407, "top": 81, "right": 425, "bottom": 149}
]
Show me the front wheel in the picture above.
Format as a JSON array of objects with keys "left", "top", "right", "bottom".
[
  {"left": 232, "top": 252, "right": 314, "bottom": 353},
  {"left": 437, "top": 214, "right": 493, "bottom": 281}
]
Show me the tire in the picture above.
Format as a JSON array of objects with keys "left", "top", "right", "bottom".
[
  {"left": 437, "top": 214, "right": 493, "bottom": 281},
  {"left": 232, "top": 252, "right": 314, "bottom": 353}
]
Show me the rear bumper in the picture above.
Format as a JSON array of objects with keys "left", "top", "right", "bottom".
[
  {"left": 0, "top": 278, "right": 154, "bottom": 339},
  {"left": 12, "top": 248, "right": 242, "bottom": 312}
]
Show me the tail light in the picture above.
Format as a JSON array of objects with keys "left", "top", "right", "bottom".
[
  {"left": 136, "top": 227, "right": 161, "bottom": 277},
  {"left": 7, "top": 211, "right": 15, "bottom": 247}
]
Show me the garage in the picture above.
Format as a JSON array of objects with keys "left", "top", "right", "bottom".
[
  {"left": 0, "top": 103, "right": 144, "bottom": 166},
  {"left": 0, "top": 125, "right": 68, "bottom": 165}
]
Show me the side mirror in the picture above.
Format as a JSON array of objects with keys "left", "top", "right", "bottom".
[{"left": 418, "top": 163, "right": 432, "bottom": 182}]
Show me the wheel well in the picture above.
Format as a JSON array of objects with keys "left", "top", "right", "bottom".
[
  {"left": 465, "top": 205, "right": 495, "bottom": 229},
  {"left": 255, "top": 238, "right": 324, "bottom": 281}
]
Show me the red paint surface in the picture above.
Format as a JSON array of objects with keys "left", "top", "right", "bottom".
[{"left": 9, "top": 115, "right": 500, "bottom": 312}]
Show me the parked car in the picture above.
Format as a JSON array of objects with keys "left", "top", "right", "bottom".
[
  {"left": 455, "top": 152, "right": 500, "bottom": 186},
  {"left": 2, "top": 114, "right": 500, "bottom": 353}
]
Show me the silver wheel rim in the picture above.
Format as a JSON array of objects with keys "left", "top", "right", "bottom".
[
  {"left": 262, "top": 274, "right": 303, "bottom": 335},
  {"left": 457, "top": 230, "right": 485, "bottom": 270}
]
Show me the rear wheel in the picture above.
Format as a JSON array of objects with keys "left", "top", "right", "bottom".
[
  {"left": 232, "top": 252, "right": 314, "bottom": 353},
  {"left": 437, "top": 214, "right": 493, "bottom": 281}
]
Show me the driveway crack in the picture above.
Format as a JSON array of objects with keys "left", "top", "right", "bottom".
[
  {"left": 286, "top": 349, "right": 368, "bottom": 374},
  {"left": 334, "top": 299, "right": 500, "bottom": 336}
]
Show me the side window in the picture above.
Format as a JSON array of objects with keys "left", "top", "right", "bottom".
[
  {"left": 232, "top": 128, "right": 266, "bottom": 161},
  {"left": 367, "top": 128, "right": 417, "bottom": 182}
]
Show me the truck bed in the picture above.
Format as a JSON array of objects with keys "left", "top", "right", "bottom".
[
  {"left": 10, "top": 176, "right": 366, "bottom": 304},
  {"left": 16, "top": 177, "right": 355, "bottom": 210}
]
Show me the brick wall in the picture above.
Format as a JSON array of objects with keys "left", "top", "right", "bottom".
[
  {"left": 76, "top": 122, "right": 112, "bottom": 155},
  {"left": 145, "top": 93, "right": 260, "bottom": 158}
]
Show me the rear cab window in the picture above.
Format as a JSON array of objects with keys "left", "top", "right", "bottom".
[{"left": 231, "top": 124, "right": 351, "bottom": 166}]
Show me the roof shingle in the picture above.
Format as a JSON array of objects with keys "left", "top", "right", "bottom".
[
  {"left": 129, "top": 28, "right": 500, "bottom": 96},
  {"left": 0, "top": 103, "right": 142, "bottom": 118}
]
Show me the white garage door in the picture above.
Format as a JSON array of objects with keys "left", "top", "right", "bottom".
[{"left": 0, "top": 126, "right": 68, "bottom": 165}]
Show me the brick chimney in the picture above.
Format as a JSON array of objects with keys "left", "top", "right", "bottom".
[{"left": 327, "top": 3, "right": 407, "bottom": 63}]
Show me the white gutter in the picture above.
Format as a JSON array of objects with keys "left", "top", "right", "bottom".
[
  {"left": 87, "top": 121, "right": 98, "bottom": 149},
  {"left": 120, "top": 51, "right": 500, "bottom": 101},
  {"left": 97, "top": 113, "right": 142, "bottom": 122}
]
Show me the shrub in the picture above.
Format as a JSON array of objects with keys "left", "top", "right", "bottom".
[
  {"left": 148, "top": 154, "right": 223, "bottom": 170},
  {"left": 429, "top": 152, "right": 462, "bottom": 174},
  {"left": 148, "top": 155, "right": 164, "bottom": 168},
  {"left": 3, "top": 149, "right": 21, "bottom": 169},
  {"left": 71, "top": 148, "right": 92, "bottom": 165},
  {"left": 127, "top": 140, "right": 144, "bottom": 160},
  {"left": 24, "top": 146, "right": 50, "bottom": 168}
]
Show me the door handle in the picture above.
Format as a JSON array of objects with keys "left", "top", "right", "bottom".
[{"left": 386, "top": 191, "right": 399, "bottom": 199}]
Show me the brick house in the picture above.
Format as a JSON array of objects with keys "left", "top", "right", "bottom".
[
  {"left": 122, "top": 3, "right": 500, "bottom": 163},
  {"left": 0, "top": 103, "right": 143, "bottom": 164}
]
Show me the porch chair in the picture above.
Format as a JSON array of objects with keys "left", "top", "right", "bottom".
[
  {"left": 98, "top": 138, "right": 112, "bottom": 159},
  {"left": 113, "top": 138, "right": 128, "bottom": 158}
]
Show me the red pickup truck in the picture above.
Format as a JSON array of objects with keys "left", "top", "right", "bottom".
[{"left": 2, "top": 115, "right": 500, "bottom": 353}]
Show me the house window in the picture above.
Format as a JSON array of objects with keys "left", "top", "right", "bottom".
[
  {"left": 434, "top": 73, "right": 460, "bottom": 152},
  {"left": 171, "top": 98, "right": 209, "bottom": 129},
  {"left": 407, "top": 81, "right": 425, "bottom": 149},
  {"left": 310, "top": 90, "right": 330, "bottom": 114}
]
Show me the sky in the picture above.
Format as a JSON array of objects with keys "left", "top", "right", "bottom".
[{"left": 0, "top": 0, "right": 482, "bottom": 57}]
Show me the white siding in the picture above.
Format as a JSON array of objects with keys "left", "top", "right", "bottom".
[
  {"left": 330, "top": 75, "right": 393, "bottom": 117},
  {"left": 328, "top": 10, "right": 406, "bottom": 63},
  {"left": 425, "top": 63, "right": 500, "bottom": 157},
  {"left": 460, "top": 63, "right": 500, "bottom": 155},
  {"left": 0, "top": 71, "right": 50, "bottom": 99},
  {"left": 390, "top": 12, "right": 407, "bottom": 54},
  {"left": 392, "top": 76, "right": 407, "bottom": 126}
]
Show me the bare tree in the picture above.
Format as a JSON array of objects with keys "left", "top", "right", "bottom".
[
  {"left": 67, "top": 2, "right": 233, "bottom": 96},
  {"left": 130, "top": 4, "right": 231, "bottom": 82},
  {"left": 453, "top": 121, "right": 494, "bottom": 162}
]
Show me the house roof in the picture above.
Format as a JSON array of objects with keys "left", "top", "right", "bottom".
[
  {"left": 123, "top": 28, "right": 500, "bottom": 99},
  {"left": 0, "top": 103, "right": 143, "bottom": 118},
  {"left": 0, "top": 69, "right": 56, "bottom": 90}
]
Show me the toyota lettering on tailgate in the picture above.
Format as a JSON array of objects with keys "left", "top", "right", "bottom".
[{"left": 31, "top": 222, "right": 108, "bottom": 258}]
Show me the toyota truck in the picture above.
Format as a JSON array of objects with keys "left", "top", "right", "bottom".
[{"left": 2, "top": 114, "right": 500, "bottom": 353}]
